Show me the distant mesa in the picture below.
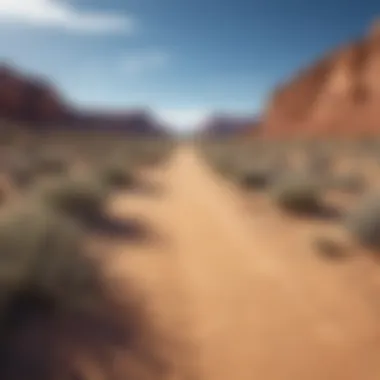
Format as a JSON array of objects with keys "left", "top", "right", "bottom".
[
  {"left": 0, "top": 63, "right": 69, "bottom": 125},
  {"left": 260, "top": 19, "right": 380, "bottom": 138},
  {"left": 70, "top": 108, "right": 168, "bottom": 135},
  {"left": 10, "top": 18, "right": 380, "bottom": 143},
  {"left": 0, "top": 63, "right": 168, "bottom": 136},
  {"left": 199, "top": 112, "right": 261, "bottom": 137}
]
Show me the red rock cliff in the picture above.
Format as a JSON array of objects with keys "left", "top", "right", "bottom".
[
  {"left": 0, "top": 64, "right": 69, "bottom": 125},
  {"left": 261, "top": 20, "right": 380, "bottom": 138},
  {"left": 0, "top": 64, "right": 167, "bottom": 135}
]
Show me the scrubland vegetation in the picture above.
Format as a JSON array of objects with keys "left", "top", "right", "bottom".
[
  {"left": 0, "top": 128, "right": 174, "bottom": 380},
  {"left": 198, "top": 137, "right": 380, "bottom": 257},
  {"left": 3, "top": 127, "right": 380, "bottom": 380}
]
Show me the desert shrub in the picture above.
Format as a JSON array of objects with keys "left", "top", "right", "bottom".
[
  {"left": 0, "top": 202, "right": 150, "bottom": 380},
  {"left": 0, "top": 202, "right": 97, "bottom": 299},
  {"left": 328, "top": 173, "right": 367, "bottom": 194},
  {"left": 344, "top": 194, "right": 380, "bottom": 250},
  {"left": 123, "top": 142, "right": 169, "bottom": 168},
  {"left": 307, "top": 152, "right": 332, "bottom": 175},
  {"left": 312, "top": 236, "right": 347, "bottom": 259},
  {"left": 106, "top": 149, "right": 136, "bottom": 166},
  {"left": 270, "top": 173, "right": 322, "bottom": 214},
  {"left": 0, "top": 183, "right": 7, "bottom": 205},
  {"left": 32, "top": 176, "right": 110, "bottom": 226},
  {"left": 135, "top": 150, "right": 163, "bottom": 166},
  {"left": 212, "top": 154, "right": 237, "bottom": 178},
  {"left": 34, "top": 152, "right": 68, "bottom": 176},
  {"left": 99, "top": 163, "right": 134, "bottom": 190},
  {"left": 5, "top": 156, "right": 36, "bottom": 189},
  {"left": 238, "top": 166, "right": 274, "bottom": 190},
  {"left": 0, "top": 202, "right": 108, "bottom": 348},
  {"left": 218, "top": 161, "right": 236, "bottom": 179}
]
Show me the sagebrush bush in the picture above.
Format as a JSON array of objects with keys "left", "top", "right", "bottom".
[
  {"left": 307, "top": 152, "right": 332, "bottom": 175},
  {"left": 312, "top": 236, "right": 346, "bottom": 259},
  {"left": 5, "top": 156, "right": 36, "bottom": 189},
  {"left": 213, "top": 156, "right": 236, "bottom": 178},
  {"left": 344, "top": 194, "right": 380, "bottom": 250},
  {"left": 99, "top": 163, "right": 134, "bottom": 190},
  {"left": 239, "top": 153, "right": 292, "bottom": 189},
  {"left": 328, "top": 173, "right": 367, "bottom": 194},
  {"left": 33, "top": 176, "right": 110, "bottom": 226},
  {"left": 133, "top": 143, "right": 170, "bottom": 166},
  {"left": 136, "top": 151, "right": 163, "bottom": 166},
  {"left": 0, "top": 176, "right": 10, "bottom": 203},
  {"left": 0, "top": 202, "right": 105, "bottom": 321},
  {"left": 238, "top": 166, "right": 274, "bottom": 190},
  {"left": 0, "top": 202, "right": 152, "bottom": 380},
  {"left": 270, "top": 173, "right": 322, "bottom": 213},
  {"left": 34, "top": 152, "right": 68, "bottom": 176}
]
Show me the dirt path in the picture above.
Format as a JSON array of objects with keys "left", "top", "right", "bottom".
[{"left": 110, "top": 146, "right": 380, "bottom": 380}]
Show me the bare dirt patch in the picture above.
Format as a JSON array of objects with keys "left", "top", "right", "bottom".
[{"left": 103, "top": 146, "right": 380, "bottom": 380}]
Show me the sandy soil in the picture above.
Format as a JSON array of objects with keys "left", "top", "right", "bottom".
[{"left": 107, "top": 145, "right": 380, "bottom": 380}]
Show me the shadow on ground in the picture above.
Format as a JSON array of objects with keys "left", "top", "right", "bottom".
[
  {"left": 87, "top": 213, "right": 165, "bottom": 246},
  {"left": 242, "top": 196, "right": 343, "bottom": 223},
  {"left": 282, "top": 203, "right": 343, "bottom": 222},
  {"left": 0, "top": 279, "right": 174, "bottom": 380},
  {"left": 313, "top": 236, "right": 353, "bottom": 261},
  {"left": 129, "top": 178, "right": 164, "bottom": 197}
]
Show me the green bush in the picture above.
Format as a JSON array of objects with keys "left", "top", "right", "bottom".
[
  {"left": 344, "top": 194, "right": 380, "bottom": 249},
  {"left": 270, "top": 173, "right": 322, "bottom": 213}
]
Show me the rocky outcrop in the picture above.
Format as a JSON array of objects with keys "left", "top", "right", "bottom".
[
  {"left": 0, "top": 64, "right": 69, "bottom": 125},
  {"left": 0, "top": 64, "right": 168, "bottom": 136},
  {"left": 261, "top": 20, "right": 380, "bottom": 138}
]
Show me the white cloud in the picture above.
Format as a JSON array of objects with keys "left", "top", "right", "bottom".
[
  {"left": 0, "top": 0, "right": 136, "bottom": 34},
  {"left": 154, "top": 108, "right": 210, "bottom": 131},
  {"left": 121, "top": 49, "right": 170, "bottom": 75}
]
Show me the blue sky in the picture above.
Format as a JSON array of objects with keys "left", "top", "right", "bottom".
[{"left": 1, "top": 0, "right": 380, "bottom": 130}]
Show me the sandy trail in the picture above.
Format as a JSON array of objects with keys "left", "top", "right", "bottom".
[{"left": 109, "top": 146, "right": 380, "bottom": 380}]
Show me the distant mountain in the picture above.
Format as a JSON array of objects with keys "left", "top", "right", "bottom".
[
  {"left": 199, "top": 113, "right": 260, "bottom": 137},
  {"left": 261, "top": 19, "right": 380, "bottom": 138},
  {"left": 69, "top": 108, "right": 168, "bottom": 136},
  {"left": 0, "top": 64, "right": 70, "bottom": 126},
  {"left": 0, "top": 63, "right": 168, "bottom": 136}
]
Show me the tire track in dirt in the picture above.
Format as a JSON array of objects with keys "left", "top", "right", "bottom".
[{"left": 109, "top": 146, "right": 380, "bottom": 380}]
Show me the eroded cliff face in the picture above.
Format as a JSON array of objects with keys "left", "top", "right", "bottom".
[
  {"left": 0, "top": 65, "right": 69, "bottom": 125},
  {"left": 262, "top": 22, "right": 380, "bottom": 138},
  {"left": 0, "top": 64, "right": 167, "bottom": 135}
]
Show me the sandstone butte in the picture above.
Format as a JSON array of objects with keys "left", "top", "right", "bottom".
[
  {"left": 0, "top": 63, "right": 167, "bottom": 136},
  {"left": 0, "top": 64, "right": 68, "bottom": 125},
  {"left": 255, "top": 20, "right": 380, "bottom": 139}
]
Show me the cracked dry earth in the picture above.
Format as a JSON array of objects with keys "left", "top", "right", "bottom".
[{"left": 106, "top": 145, "right": 380, "bottom": 380}]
